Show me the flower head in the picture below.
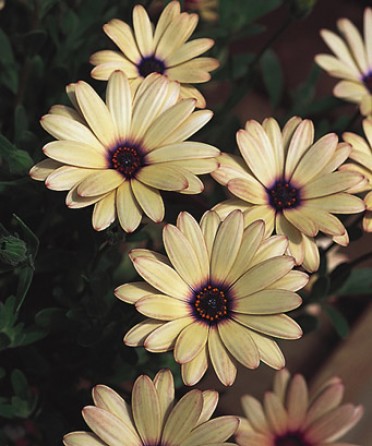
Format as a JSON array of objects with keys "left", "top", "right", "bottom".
[
  {"left": 30, "top": 72, "right": 219, "bottom": 233},
  {"left": 340, "top": 118, "right": 372, "bottom": 232},
  {"left": 63, "top": 369, "right": 239, "bottom": 446},
  {"left": 236, "top": 369, "right": 363, "bottom": 446},
  {"left": 116, "top": 210, "right": 307, "bottom": 386},
  {"left": 212, "top": 117, "right": 366, "bottom": 272},
  {"left": 315, "top": 7, "right": 372, "bottom": 116},
  {"left": 90, "top": 1, "right": 219, "bottom": 108}
]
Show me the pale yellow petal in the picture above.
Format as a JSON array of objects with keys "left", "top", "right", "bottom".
[
  {"left": 132, "top": 5, "right": 153, "bottom": 56},
  {"left": 131, "top": 178, "right": 165, "bottom": 223},
  {"left": 92, "top": 190, "right": 116, "bottom": 231},
  {"left": 174, "top": 322, "right": 209, "bottom": 363},
  {"left": 144, "top": 317, "right": 193, "bottom": 352},
  {"left": 106, "top": 71, "right": 132, "bottom": 141},
  {"left": 285, "top": 119, "right": 314, "bottom": 178},
  {"left": 124, "top": 319, "right": 164, "bottom": 347},
  {"left": 77, "top": 170, "right": 124, "bottom": 197},
  {"left": 181, "top": 345, "right": 208, "bottom": 386},
  {"left": 116, "top": 181, "right": 142, "bottom": 233},
  {"left": 167, "top": 38, "right": 214, "bottom": 66},
  {"left": 208, "top": 327, "right": 237, "bottom": 386},
  {"left": 29, "top": 159, "right": 63, "bottom": 181},
  {"left": 103, "top": 19, "right": 141, "bottom": 64},
  {"left": 43, "top": 141, "right": 108, "bottom": 169},
  {"left": 75, "top": 81, "right": 118, "bottom": 146},
  {"left": 232, "top": 313, "right": 302, "bottom": 339}
]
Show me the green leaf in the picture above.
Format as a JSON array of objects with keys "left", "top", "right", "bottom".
[
  {"left": 0, "top": 134, "right": 33, "bottom": 176},
  {"left": 11, "top": 369, "right": 29, "bottom": 399},
  {"left": 231, "top": 53, "right": 255, "bottom": 79},
  {"left": 324, "top": 305, "right": 349, "bottom": 338},
  {"left": 337, "top": 268, "right": 372, "bottom": 296},
  {"left": 0, "top": 28, "right": 18, "bottom": 93},
  {"left": 0, "top": 235, "right": 28, "bottom": 266},
  {"left": 260, "top": 49, "right": 283, "bottom": 108}
]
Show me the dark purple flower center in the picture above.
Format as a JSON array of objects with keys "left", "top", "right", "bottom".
[
  {"left": 192, "top": 284, "right": 231, "bottom": 325},
  {"left": 267, "top": 180, "right": 301, "bottom": 212},
  {"left": 138, "top": 55, "right": 166, "bottom": 77},
  {"left": 275, "top": 432, "right": 311, "bottom": 446},
  {"left": 110, "top": 144, "right": 143, "bottom": 178},
  {"left": 362, "top": 71, "right": 372, "bottom": 93}
]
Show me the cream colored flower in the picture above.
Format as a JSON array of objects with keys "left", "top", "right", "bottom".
[
  {"left": 236, "top": 369, "right": 363, "bottom": 446},
  {"left": 212, "top": 117, "right": 366, "bottom": 272},
  {"left": 116, "top": 210, "right": 307, "bottom": 387},
  {"left": 63, "top": 369, "right": 239, "bottom": 446},
  {"left": 315, "top": 8, "right": 372, "bottom": 116},
  {"left": 184, "top": 0, "right": 218, "bottom": 23},
  {"left": 29, "top": 72, "right": 219, "bottom": 233},
  {"left": 340, "top": 118, "right": 372, "bottom": 232},
  {"left": 90, "top": 1, "right": 219, "bottom": 108}
]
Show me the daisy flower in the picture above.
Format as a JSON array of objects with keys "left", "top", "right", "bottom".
[
  {"left": 63, "top": 369, "right": 239, "bottom": 446},
  {"left": 315, "top": 7, "right": 372, "bottom": 116},
  {"left": 236, "top": 368, "right": 363, "bottom": 446},
  {"left": 340, "top": 118, "right": 372, "bottom": 232},
  {"left": 90, "top": 1, "right": 219, "bottom": 108},
  {"left": 116, "top": 210, "right": 307, "bottom": 387},
  {"left": 212, "top": 117, "right": 366, "bottom": 272},
  {"left": 29, "top": 72, "right": 219, "bottom": 233}
]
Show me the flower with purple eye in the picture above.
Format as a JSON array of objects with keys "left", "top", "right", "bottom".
[
  {"left": 90, "top": 1, "right": 219, "bottom": 108},
  {"left": 116, "top": 210, "right": 307, "bottom": 387},
  {"left": 315, "top": 7, "right": 372, "bottom": 117},
  {"left": 212, "top": 117, "right": 365, "bottom": 272}
]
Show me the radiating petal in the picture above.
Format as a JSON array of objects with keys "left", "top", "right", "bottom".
[
  {"left": 136, "top": 294, "right": 190, "bottom": 320},
  {"left": 285, "top": 119, "right": 314, "bottom": 178},
  {"left": 218, "top": 319, "right": 260, "bottom": 369},
  {"left": 124, "top": 319, "right": 163, "bottom": 347},
  {"left": 130, "top": 255, "right": 191, "bottom": 300},
  {"left": 132, "top": 375, "right": 160, "bottom": 445},
  {"left": 103, "top": 19, "right": 141, "bottom": 64},
  {"left": 210, "top": 210, "right": 243, "bottom": 284},
  {"left": 235, "top": 289, "right": 302, "bottom": 314},
  {"left": 153, "top": 369, "right": 174, "bottom": 428},
  {"left": 144, "top": 317, "right": 193, "bottom": 352},
  {"left": 116, "top": 181, "right": 143, "bottom": 233},
  {"left": 29, "top": 158, "right": 62, "bottom": 181},
  {"left": 43, "top": 141, "right": 108, "bottom": 168},
  {"left": 181, "top": 416, "right": 239, "bottom": 446},
  {"left": 264, "top": 392, "right": 288, "bottom": 435},
  {"left": 106, "top": 71, "right": 132, "bottom": 141},
  {"left": 174, "top": 322, "right": 209, "bottom": 363},
  {"left": 92, "top": 190, "right": 116, "bottom": 231},
  {"left": 287, "top": 374, "right": 309, "bottom": 431},
  {"left": 248, "top": 330, "right": 285, "bottom": 370},
  {"left": 232, "top": 313, "right": 302, "bottom": 339},
  {"left": 132, "top": 5, "right": 153, "bottom": 56},
  {"left": 162, "top": 390, "right": 203, "bottom": 445},
  {"left": 208, "top": 327, "right": 237, "bottom": 386},
  {"left": 231, "top": 256, "right": 295, "bottom": 299},
  {"left": 63, "top": 432, "right": 107, "bottom": 446},
  {"left": 163, "top": 223, "right": 204, "bottom": 287},
  {"left": 131, "top": 179, "right": 165, "bottom": 222},
  {"left": 77, "top": 170, "right": 124, "bottom": 197},
  {"left": 181, "top": 345, "right": 208, "bottom": 386},
  {"left": 46, "top": 166, "right": 95, "bottom": 191}
]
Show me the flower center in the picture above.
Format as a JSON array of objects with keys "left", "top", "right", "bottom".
[
  {"left": 267, "top": 180, "right": 301, "bottom": 212},
  {"left": 275, "top": 432, "right": 311, "bottom": 446},
  {"left": 362, "top": 71, "right": 372, "bottom": 93},
  {"left": 138, "top": 55, "right": 166, "bottom": 78},
  {"left": 110, "top": 145, "right": 142, "bottom": 178},
  {"left": 192, "top": 284, "right": 230, "bottom": 325}
]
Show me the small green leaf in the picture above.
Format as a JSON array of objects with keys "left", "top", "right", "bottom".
[
  {"left": 0, "top": 134, "right": 33, "bottom": 176},
  {"left": 324, "top": 305, "right": 349, "bottom": 338},
  {"left": 11, "top": 369, "right": 29, "bottom": 399},
  {"left": 260, "top": 49, "right": 283, "bottom": 108},
  {"left": 0, "top": 28, "right": 18, "bottom": 93},
  {"left": 337, "top": 268, "right": 372, "bottom": 296},
  {"left": 0, "top": 235, "right": 28, "bottom": 266}
]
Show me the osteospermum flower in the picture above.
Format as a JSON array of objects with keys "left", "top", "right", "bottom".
[
  {"left": 90, "top": 1, "right": 219, "bottom": 108},
  {"left": 212, "top": 117, "right": 366, "bottom": 272},
  {"left": 235, "top": 368, "right": 363, "bottom": 446},
  {"left": 29, "top": 72, "right": 219, "bottom": 233},
  {"left": 116, "top": 210, "right": 307, "bottom": 386},
  {"left": 63, "top": 369, "right": 239, "bottom": 446},
  {"left": 315, "top": 8, "right": 372, "bottom": 116},
  {"left": 340, "top": 118, "right": 372, "bottom": 232}
]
